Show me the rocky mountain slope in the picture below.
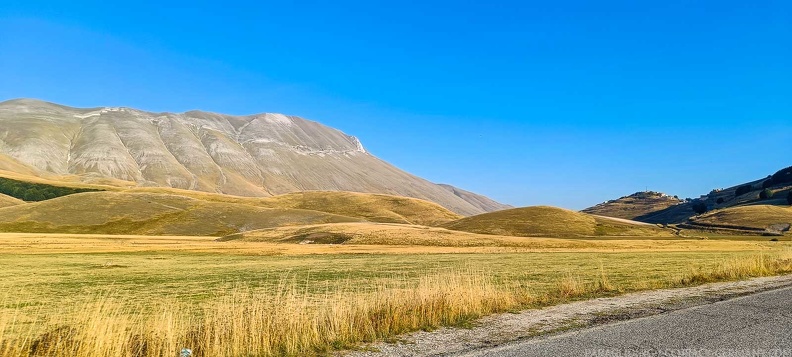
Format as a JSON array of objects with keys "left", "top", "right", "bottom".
[{"left": 0, "top": 99, "right": 508, "bottom": 215}]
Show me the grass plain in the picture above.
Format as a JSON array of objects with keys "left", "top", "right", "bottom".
[{"left": 1, "top": 232, "right": 790, "bottom": 356}]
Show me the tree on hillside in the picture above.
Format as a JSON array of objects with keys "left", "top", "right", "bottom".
[
  {"left": 735, "top": 185, "right": 753, "bottom": 196},
  {"left": 787, "top": 191, "right": 792, "bottom": 205},
  {"left": 771, "top": 166, "right": 792, "bottom": 185},
  {"left": 0, "top": 177, "right": 101, "bottom": 201},
  {"left": 759, "top": 189, "right": 773, "bottom": 200},
  {"left": 692, "top": 201, "right": 708, "bottom": 214}
]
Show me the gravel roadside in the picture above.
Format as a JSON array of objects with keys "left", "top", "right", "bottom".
[{"left": 343, "top": 274, "right": 792, "bottom": 357}]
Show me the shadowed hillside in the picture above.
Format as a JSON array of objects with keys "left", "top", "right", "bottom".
[{"left": 441, "top": 206, "right": 671, "bottom": 238}]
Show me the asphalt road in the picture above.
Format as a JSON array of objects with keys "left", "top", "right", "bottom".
[{"left": 460, "top": 286, "right": 792, "bottom": 357}]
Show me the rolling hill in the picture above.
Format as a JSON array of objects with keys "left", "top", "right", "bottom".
[
  {"left": 686, "top": 205, "right": 792, "bottom": 234},
  {"left": 0, "top": 192, "right": 362, "bottom": 236},
  {"left": 440, "top": 206, "right": 671, "bottom": 238},
  {"left": 220, "top": 222, "right": 604, "bottom": 248},
  {"left": 0, "top": 187, "right": 469, "bottom": 236},
  {"left": 0, "top": 193, "right": 23, "bottom": 208},
  {"left": 260, "top": 191, "right": 462, "bottom": 226},
  {"left": 0, "top": 99, "right": 507, "bottom": 216},
  {"left": 582, "top": 191, "right": 683, "bottom": 221}
]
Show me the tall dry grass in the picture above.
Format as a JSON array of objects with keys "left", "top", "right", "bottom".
[
  {"left": 680, "top": 250, "right": 792, "bottom": 285},
  {"left": 1, "top": 251, "right": 791, "bottom": 357},
  {"left": 0, "top": 271, "right": 530, "bottom": 357}
]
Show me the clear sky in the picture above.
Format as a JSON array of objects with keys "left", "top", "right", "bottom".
[{"left": 1, "top": 1, "right": 790, "bottom": 209}]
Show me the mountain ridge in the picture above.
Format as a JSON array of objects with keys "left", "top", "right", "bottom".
[{"left": 0, "top": 98, "right": 508, "bottom": 215}]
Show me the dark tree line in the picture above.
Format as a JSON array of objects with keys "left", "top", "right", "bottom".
[
  {"left": 0, "top": 177, "right": 101, "bottom": 201},
  {"left": 692, "top": 200, "right": 708, "bottom": 214},
  {"left": 763, "top": 166, "right": 792, "bottom": 189},
  {"left": 735, "top": 185, "right": 753, "bottom": 196}
]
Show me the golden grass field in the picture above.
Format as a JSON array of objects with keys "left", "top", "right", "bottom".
[
  {"left": 0, "top": 170, "right": 790, "bottom": 356},
  {"left": 1, "top": 232, "right": 791, "bottom": 356}
]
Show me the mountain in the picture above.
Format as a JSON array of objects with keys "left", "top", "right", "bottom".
[
  {"left": 437, "top": 184, "right": 512, "bottom": 212},
  {"left": 0, "top": 98, "right": 507, "bottom": 216}
]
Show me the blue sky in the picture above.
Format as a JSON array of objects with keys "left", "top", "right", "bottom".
[{"left": 1, "top": 0, "right": 790, "bottom": 209}]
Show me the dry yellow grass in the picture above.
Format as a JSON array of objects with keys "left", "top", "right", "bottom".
[
  {"left": 0, "top": 193, "right": 23, "bottom": 208},
  {"left": 228, "top": 222, "right": 775, "bottom": 252},
  {"left": 0, "top": 231, "right": 782, "bottom": 256},
  {"left": 690, "top": 204, "right": 792, "bottom": 230},
  {"left": 441, "top": 206, "right": 672, "bottom": 238},
  {"left": 0, "top": 270, "right": 528, "bottom": 357},
  {"left": 0, "top": 185, "right": 465, "bottom": 236},
  {"left": 2, "top": 250, "right": 790, "bottom": 357},
  {"left": 261, "top": 191, "right": 463, "bottom": 225}
]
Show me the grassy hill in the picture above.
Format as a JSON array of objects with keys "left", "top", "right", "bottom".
[
  {"left": 582, "top": 191, "right": 683, "bottom": 220},
  {"left": 0, "top": 193, "right": 23, "bottom": 208},
  {"left": 261, "top": 191, "right": 462, "bottom": 225},
  {"left": 0, "top": 192, "right": 362, "bottom": 236},
  {"left": 119, "top": 188, "right": 463, "bottom": 225},
  {"left": 221, "top": 222, "right": 604, "bottom": 248},
  {"left": 586, "top": 165, "right": 792, "bottom": 225},
  {"left": 440, "top": 206, "right": 671, "bottom": 238},
  {"left": 687, "top": 205, "right": 792, "bottom": 233}
]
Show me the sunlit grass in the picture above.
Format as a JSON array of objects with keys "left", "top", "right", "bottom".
[{"left": 0, "top": 234, "right": 790, "bottom": 356}]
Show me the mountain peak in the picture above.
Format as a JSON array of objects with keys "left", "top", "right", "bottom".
[{"left": 0, "top": 100, "right": 507, "bottom": 216}]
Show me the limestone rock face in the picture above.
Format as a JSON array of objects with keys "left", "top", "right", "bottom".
[{"left": 0, "top": 99, "right": 508, "bottom": 215}]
